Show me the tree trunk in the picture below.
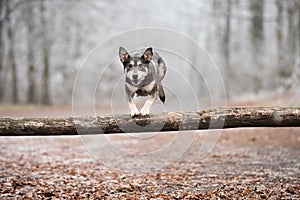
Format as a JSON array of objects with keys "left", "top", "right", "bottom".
[
  {"left": 250, "top": 0, "right": 264, "bottom": 93},
  {"left": 26, "top": 4, "right": 37, "bottom": 104},
  {"left": 287, "top": 5, "right": 297, "bottom": 70},
  {"left": 298, "top": 2, "right": 300, "bottom": 58},
  {"left": 289, "top": 6, "right": 297, "bottom": 61},
  {"left": 0, "top": 107, "right": 299, "bottom": 136},
  {"left": 0, "top": 0, "right": 4, "bottom": 102},
  {"left": 40, "top": 1, "right": 51, "bottom": 105},
  {"left": 6, "top": 2, "right": 18, "bottom": 104},
  {"left": 223, "top": 0, "right": 232, "bottom": 98},
  {"left": 276, "top": 0, "right": 284, "bottom": 69}
]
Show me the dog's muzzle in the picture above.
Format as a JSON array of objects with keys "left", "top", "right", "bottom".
[{"left": 132, "top": 75, "right": 139, "bottom": 85}]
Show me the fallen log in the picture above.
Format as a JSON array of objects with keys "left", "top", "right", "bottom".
[{"left": 0, "top": 107, "right": 299, "bottom": 136}]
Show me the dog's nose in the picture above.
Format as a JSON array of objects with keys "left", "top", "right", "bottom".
[{"left": 132, "top": 74, "right": 138, "bottom": 80}]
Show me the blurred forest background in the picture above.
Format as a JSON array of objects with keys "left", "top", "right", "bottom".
[{"left": 0, "top": 0, "right": 299, "bottom": 107}]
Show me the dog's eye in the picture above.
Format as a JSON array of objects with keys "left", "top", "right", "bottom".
[
  {"left": 138, "top": 64, "right": 143, "bottom": 67},
  {"left": 128, "top": 64, "right": 133, "bottom": 68}
]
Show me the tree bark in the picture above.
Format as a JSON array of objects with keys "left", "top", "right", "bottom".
[
  {"left": 0, "top": 0, "right": 4, "bottom": 102},
  {"left": 0, "top": 107, "right": 299, "bottom": 136},
  {"left": 298, "top": 2, "right": 300, "bottom": 58},
  {"left": 40, "top": 0, "right": 51, "bottom": 105},
  {"left": 276, "top": 0, "right": 284, "bottom": 71},
  {"left": 223, "top": 0, "right": 232, "bottom": 98},
  {"left": 26, "top": 3, "right": 37, "bottom": 104},
  {"left": 250, "top": 0, "right": 264, "bottom": 93},
  {"left": 6, "top": 2, "right": 18, "bottom": 104}
]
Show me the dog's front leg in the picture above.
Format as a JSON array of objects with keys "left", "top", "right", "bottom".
[
  {"left": 140, "top": 93, "right": 158, "bottom": 116},
  {"left": 126, "top": 85, "right": 140, "bottom": 117},
  {"left": 128, "top": 97, "right": 140, "bottom": 116}
]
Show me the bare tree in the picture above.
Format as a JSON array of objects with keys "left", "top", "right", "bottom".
[
  {"left": 223, "top": 0, "right": 232, "bottom": 98},
  {"left": 276, "top": 0, "right": 284, "bottom": 70},
  {"left": 211, "top": 0, "right": 233, "bottom": 98},
  {"left": 290, "top": 0, "right": 300, "bottom": 91},
  {"left": 277, "top": 0, "right": 299, "bottom": 90},
  {"left": 287, "top": 2, "right": 298, "bottom": 65},
  {"left": 250, "top": 0, "right": 264, "bottom": 93},
  {"left": 5, "top": 1, "right": 18, "bottom": 103},
  {"left": 40, "top": 0, "right": 51, "bottom": 105},
  {"left": 26, "top": 3, "right": 37, "bottom": 104},
  {"left": 286, "top": 2, "right": 297, "bottom": 78},
  {"left": 0, "top": 0, "right": 5, "bottom": 101},
  {"left": 298, "top": 2, "right": 300, "bottom": 58},
  {"left": 275, "top": 0, "right": 287, "bottom": 90}
]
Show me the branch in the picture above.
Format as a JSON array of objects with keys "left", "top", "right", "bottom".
[{"left": 0, "top": 107, "right": 299, "bottom": 136}]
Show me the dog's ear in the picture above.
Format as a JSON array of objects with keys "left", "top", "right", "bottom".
[
  {"left": 119, "top": 46, "right": 129, "bottom": 63},
  {"left": 142, "top": 47, "right": 153, "bottom": 62}
]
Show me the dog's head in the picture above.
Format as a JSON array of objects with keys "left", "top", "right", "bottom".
[{"left": 119, "top": 47, "right": 153, "bottom": 86}]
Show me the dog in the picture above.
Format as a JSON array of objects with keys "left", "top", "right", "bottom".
[{"left": 119, "top": 47, "right": 166, "bottom": 116}]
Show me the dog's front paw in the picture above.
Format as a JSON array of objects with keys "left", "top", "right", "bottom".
[
  {"left": 140, "top": 107, "right": 150, "bottom": 116},
  {"left": 128, "top": 102, "right": 140, "bottom": 117},
  {"left": 130, "top": 109, "right": 140, "bottom": 117}
]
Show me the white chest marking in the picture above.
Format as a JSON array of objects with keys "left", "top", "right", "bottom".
[
  {"left": 126, "top": 81, "right": 155, "bottom": 93},
  {"left": 126, "top": 82, "right": 138, "bottom": 92},
  {"left": 142, "top": 81, "right": 155, "bottom": 93}
]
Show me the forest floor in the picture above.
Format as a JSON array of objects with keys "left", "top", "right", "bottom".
[{"left": 0, "top": 105, "right": 299, "bottom": 199}]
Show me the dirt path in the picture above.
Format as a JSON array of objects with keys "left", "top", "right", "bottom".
[{"left": 0, "top": 127, "right": 299, "bottom": 199}]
